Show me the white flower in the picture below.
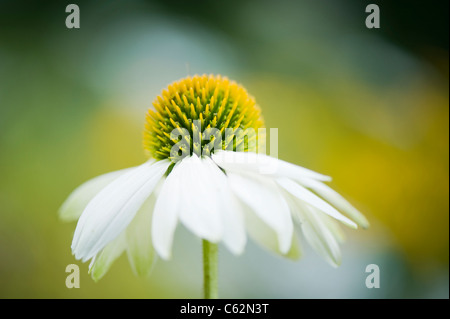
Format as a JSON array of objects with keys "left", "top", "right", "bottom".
[
  {"left": 60, "top": 74, "right": 368, "bottom": 281},
  {"left": 60, "top": 150, "right": 368, "bottom": 280}
]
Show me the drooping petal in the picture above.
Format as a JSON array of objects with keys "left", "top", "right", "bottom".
[
  {"left": 89, "top": 232, "right": 127, "bottom": 282},
  {"left": 202, "top": 157, "right": 246, "bottom": 255},
  {"left": 152, "top": 162, "right": 182, "bottom": 260},
  {"left": 72, "top": 159, "right": 170, "bottom": 262},
  {"left": 298, "top": 177, "right": 369, "bottom": 229},
  {"left": 318, "top": 213, "right": 346, "bottom": 244},
  {"left": 243, "top": 202, "right": 301, "bottom": 259},
  {"left": 177, "top": 154, "right": 223, "bottom": 244},
  {"left": 218, "top": 193, "right": 247, "bottom": 256},
  {"left": 212, "top": 150, "right": 331, "bottom": 182},
  {"left": 59, "top": 168, "right": 132, "bottom": 222},
  {"left": 289, "top": 196, "right": 342, "bottom": 267},
  {"left": 227, "top": 171, "right": 293, "bottom": 254},
  {"left": 277, "top": 177, "right": 357, "bottom": 229},
  {"left": 126, "top": 189, "right": 159, "bottom": 277}
]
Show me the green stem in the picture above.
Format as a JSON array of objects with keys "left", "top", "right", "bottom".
[{"left": 202, "top": 240, "right": 218, "bottom": 299}]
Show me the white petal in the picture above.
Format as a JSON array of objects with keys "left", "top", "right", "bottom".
[
  {"left": 152, "top": 162, "right": 182, "bottom": 260},
  {"left": 202, "top": 157, "right": 246, "bottom": 255},
  {"left": 243, "top": 202, "right": 301, "bottom": 259},
  {"left": 177, "top": 155, "right": 223, "bottom": 243},
  {"left": 319, "top": 214, "right": 346, "bottom": 243},
  {"left": 126, "top": 190, "right": 159, "bottom": 277},
  {"left": 277, "top": 177, "right": 357, "bottom": 229},
  {"left": 290, "top": 197, "right": 341, "bottom": 267},
  {"left": 298, "top": 178, "right": 369, "bottom": 228},
  {"left": 89, "top": 232, "right": 127, "bottom": 281},
  {"left": 219, "top": 193, "right": 247, "bottom": 255},
  {"left": 59, "top": 168, "right": 132, "bottom": 222},
  {"left": 72, "top": 159, "right": 170, "bottom": 262},
  {"left": 212, "top": 150, "right": 331, "bottom": 181},
  {"left": 227, "top": 171, "right": 293, "bottom": 254}
]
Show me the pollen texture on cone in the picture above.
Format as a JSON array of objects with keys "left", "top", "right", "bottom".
[{"left": 144, "top": 74, "right": 265, "bottom": 161}]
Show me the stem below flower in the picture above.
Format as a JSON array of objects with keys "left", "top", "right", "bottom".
[{"left": 202, "top": 240, "right": 218, "bottom": 299}]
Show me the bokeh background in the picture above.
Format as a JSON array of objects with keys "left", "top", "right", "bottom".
[{"left": 0, "top": 0, "right": 448, "bottom": 298}]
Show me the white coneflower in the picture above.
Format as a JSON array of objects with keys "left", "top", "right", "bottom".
[{"left": 60, "top": 74, "right": 368, "bottom": 298}]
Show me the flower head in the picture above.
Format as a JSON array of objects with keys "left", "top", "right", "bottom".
[
  {"left": 60, "top": 74, "right": 368, "bottom": 281},
  {"left": 144, "top": 74, "right": 264, "bottom": 160}
]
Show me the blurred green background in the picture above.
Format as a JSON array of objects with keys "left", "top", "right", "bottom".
[{"left": 0, "top": 0, "right": 448, "bottom": 298}]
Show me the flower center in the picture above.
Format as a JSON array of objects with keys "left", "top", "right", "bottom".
[{"left": 144, "top": 74, "right": 265, "bottom": 161}]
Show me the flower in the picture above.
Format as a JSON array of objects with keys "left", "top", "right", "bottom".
[{"left": 60, "top": 74, "right": 368, "bottom": 281}]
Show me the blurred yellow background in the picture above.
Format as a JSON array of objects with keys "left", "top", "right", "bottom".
[{"left": 0, "top": 0, "right": 448, "bottom": 298}]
